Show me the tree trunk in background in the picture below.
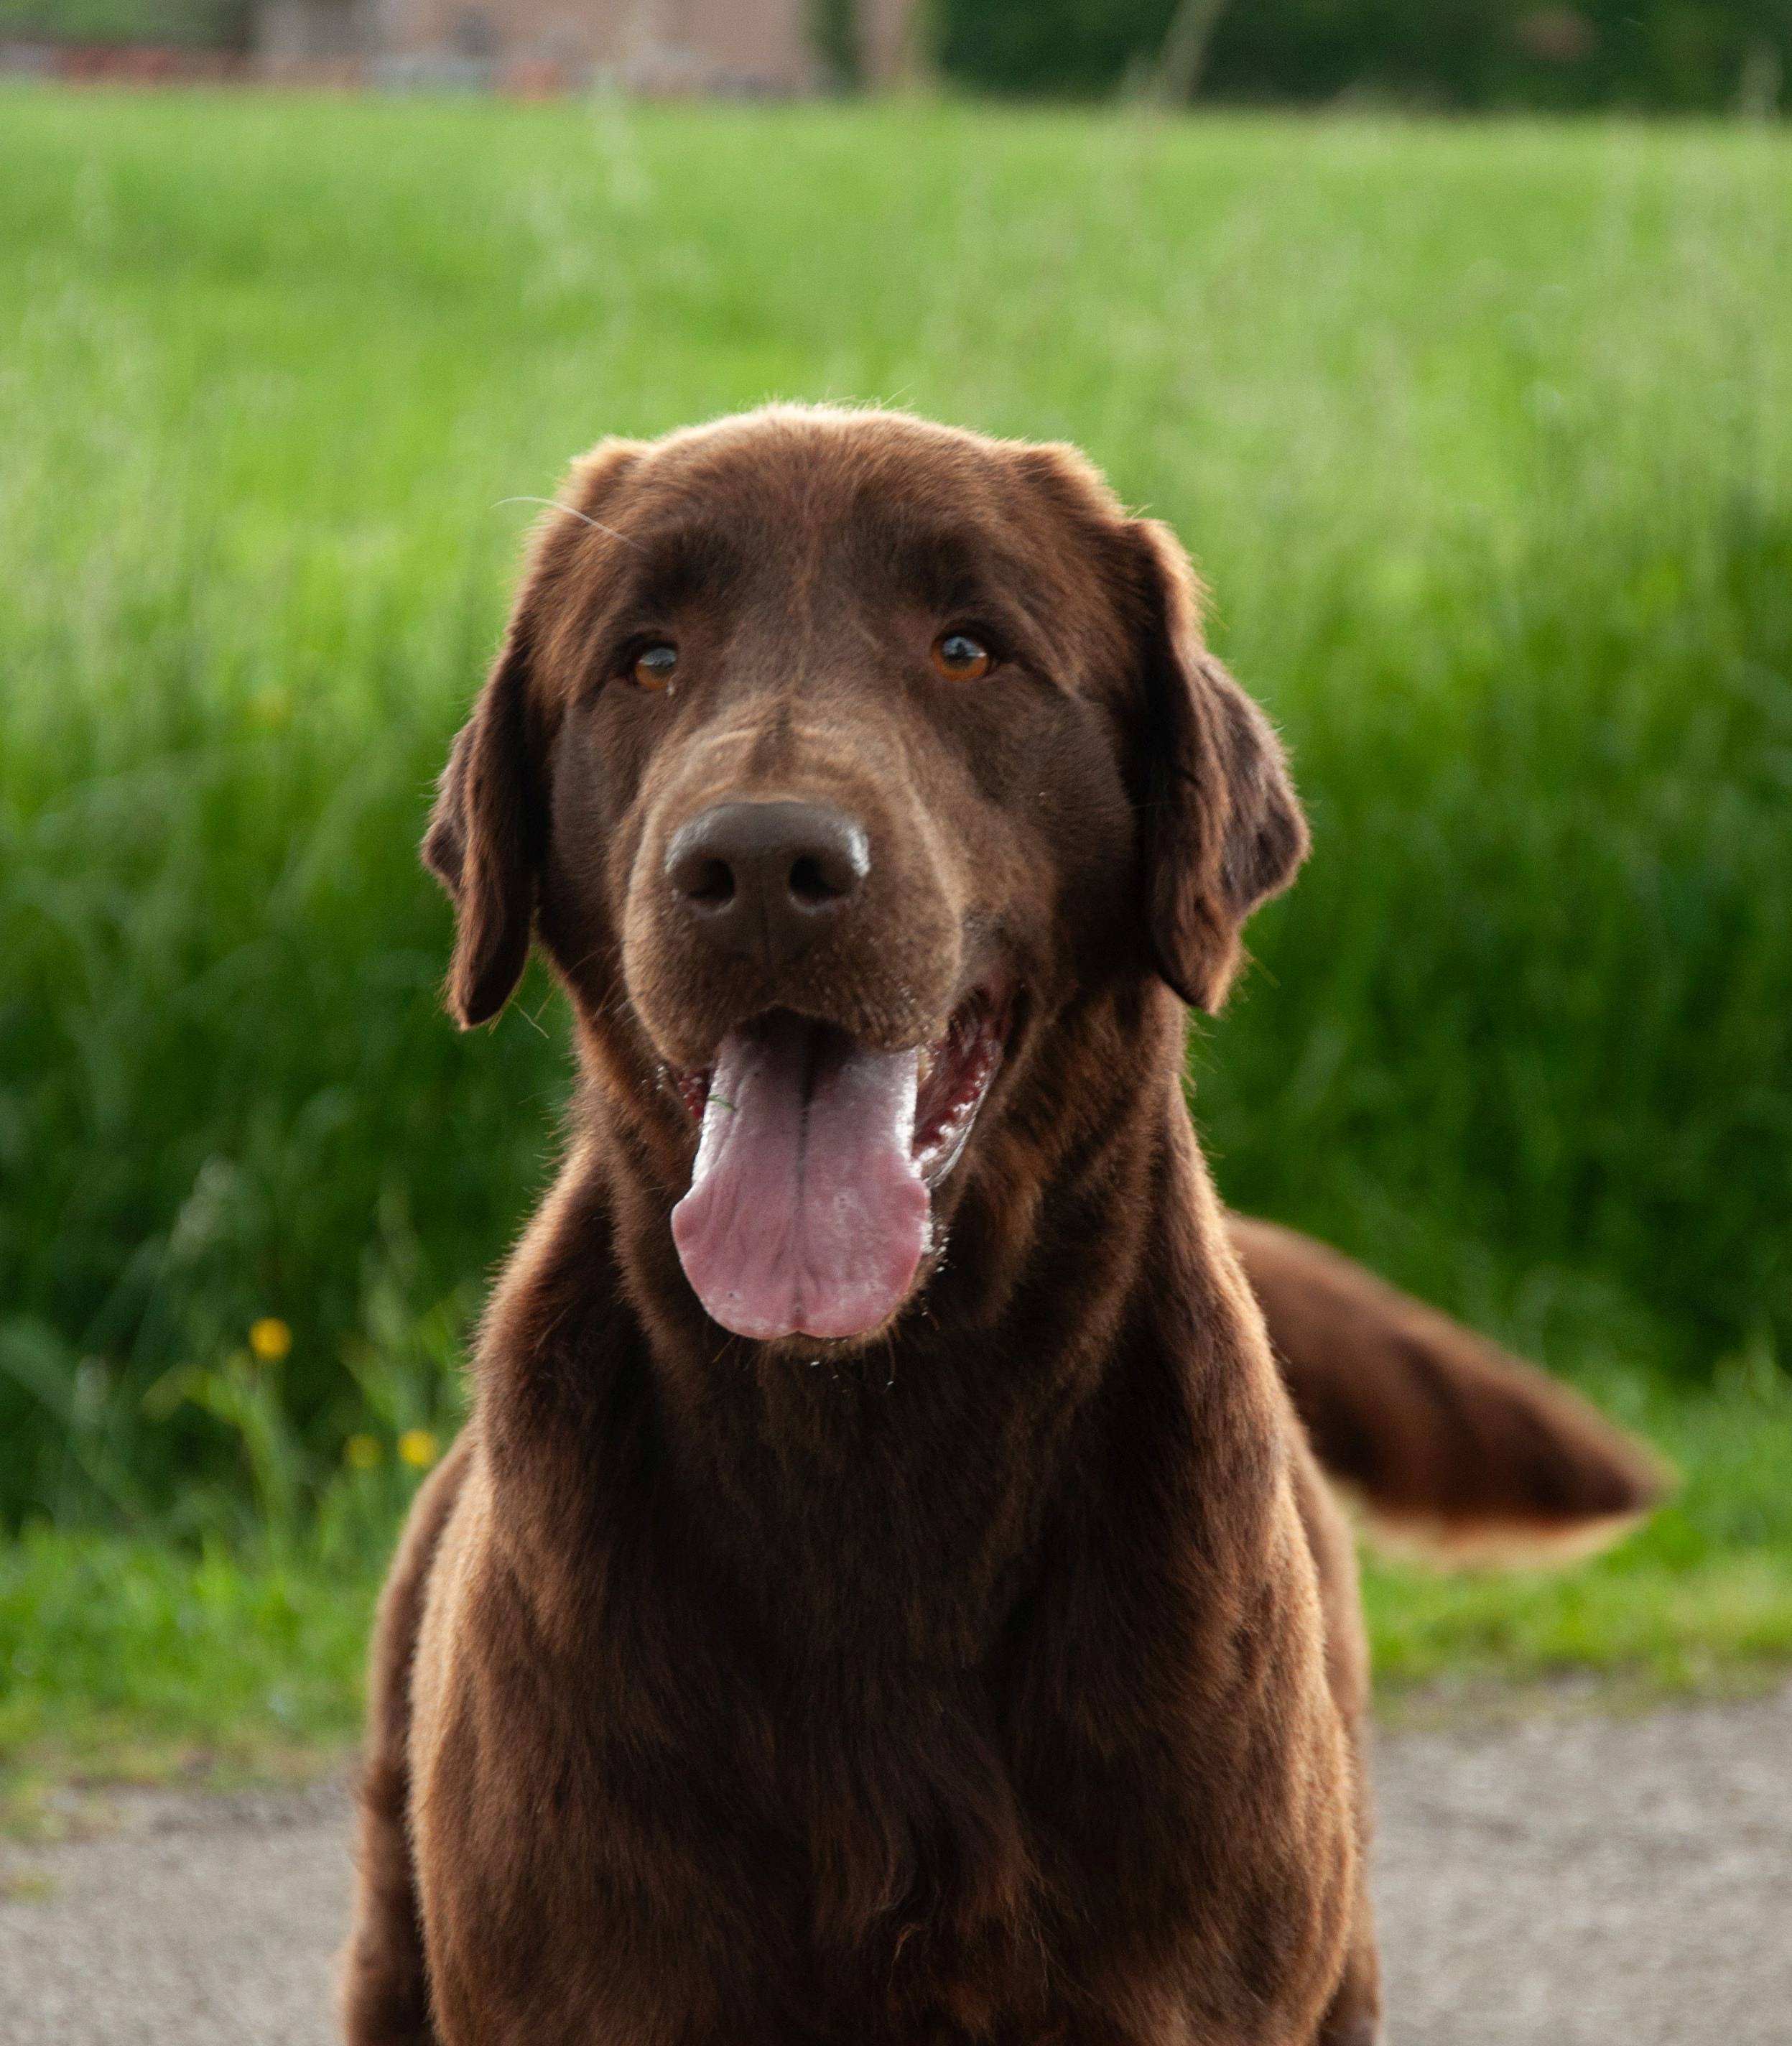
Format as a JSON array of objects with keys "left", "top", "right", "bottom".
[
  {"left": 1152, "top": 0, "right": 1231, "bottom": 105},
  {"left": 809, "top": 0, "right": 860, "bottom": 86},
  {"left": 858, "top": 0, "right": 925, "bottom": 89}
]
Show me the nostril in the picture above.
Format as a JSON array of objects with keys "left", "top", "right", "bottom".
[
  {"left": 791, "top": 820, "right": 870, "bottom": 909},
  {"left": 788, "top": 854, "right": 844, "bottom": 908},
  {"left": 687, "top": 858, "right": 735, "bottom": 911}
]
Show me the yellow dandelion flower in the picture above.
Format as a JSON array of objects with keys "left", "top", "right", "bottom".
[
  {"left": 344, "top": 1432, "right": 383, "bottom": 1471},
  {"left": 249, "top": 1317, "right": 292, "bottom": 1364},
  {"left": 398, "top": 1429, "right": 440, "bottom": 1471}
]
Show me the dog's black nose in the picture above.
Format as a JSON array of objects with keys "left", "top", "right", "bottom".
[{"left": 665, "top": 800, "right": 870, "bottom": 972}]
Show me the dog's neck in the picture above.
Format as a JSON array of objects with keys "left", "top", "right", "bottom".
[{"left": 472, "top": 978, "right": 1275, "bottom": 1669}]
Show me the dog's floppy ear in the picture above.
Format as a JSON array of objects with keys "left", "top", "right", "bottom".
[
  {"left": 423, "top": 609, "right": 546, "bottom": 1029},
  {"left": 1121, "top": 519, "right": 1309, "bottom": 1012},
  {"left": 424, "top": 439, "right": 644, "bottom": 1028}
]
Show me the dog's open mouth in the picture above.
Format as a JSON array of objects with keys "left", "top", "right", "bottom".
[{"left": 670, "top": 993, "right": 1006, "bottom": 1343}]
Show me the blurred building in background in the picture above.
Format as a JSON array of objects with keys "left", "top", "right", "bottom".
[
  {"left": 1, "top": 0, "right": 1783, "bottom": 111},
  {"left": 254, "top": 0, "right": 917, "bottom": 91}
]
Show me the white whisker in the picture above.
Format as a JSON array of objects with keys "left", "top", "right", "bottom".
[{"left": 492, "top": 497, "right": 644, "bottom": 551}]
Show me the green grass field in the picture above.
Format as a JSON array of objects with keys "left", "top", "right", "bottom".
[{"left": 2, "top": 89, "right": 1790, "bottom": 1795}]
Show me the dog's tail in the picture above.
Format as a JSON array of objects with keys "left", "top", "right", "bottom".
[{"left": 1230, "top": 1216, "right": 1668, "bottom": 1565}]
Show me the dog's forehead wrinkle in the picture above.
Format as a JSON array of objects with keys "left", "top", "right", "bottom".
[
  {"left": 843, "top": 608, "right": 889, "bottom": 663},
  {"left": 617, "top": 519, "right": 752, "bottom": 618},
  {"left": 739, "top": 693, "right": 803, "bottom": 784},
  {"left": 615, "top": 422, "right": 1098, "bottom": 668},
  {"left": 793, "top": 443, "right": 837, "bottom": 620}
]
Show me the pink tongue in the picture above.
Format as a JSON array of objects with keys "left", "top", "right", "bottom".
[{"left": 672, "top": 1016, "right": 929, "bottom": 1342}]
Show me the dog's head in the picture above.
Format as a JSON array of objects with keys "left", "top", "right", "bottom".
[{"left": 427, "top": 407, "right": 1305, "bottom": 1347}]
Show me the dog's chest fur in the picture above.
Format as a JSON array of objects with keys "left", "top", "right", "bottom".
[
  {"left": 405, "top": 1164, "right": 1350, "bottom": 2046},
  {"left": 413, "top": 1468, "right": 1298, "bottom": 2045}
]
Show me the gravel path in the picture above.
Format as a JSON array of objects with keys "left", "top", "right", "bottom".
[{"left": 3, "top": 1687, "right": 1788, "bottom": 2045}]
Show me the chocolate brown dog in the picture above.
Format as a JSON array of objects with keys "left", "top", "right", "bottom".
[{"left": 342, "top": 407, "right": 1661, "bottom": 2045}]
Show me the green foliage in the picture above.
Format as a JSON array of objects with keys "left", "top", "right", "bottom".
[
  {"left": 1, "top": 93, "right": 1789, "bottom": 1537},
  {"left": 1204, "top": 1, "right": 1792, "bottom": 115},
  {"left": 938, "top": 0, "right": 1174, "bottom": 97},
  {"left": 1, "top": 1260, "right": 460, "bottom": 1814},
  {"left": 0, "top": 0, "right": 248, "bottom": 50},
  {"left": 8, "top": 1351, "right": 1792, "bottom": 1813},
  {"left": 0, "top": 1527, "right": 376, "bottom": 1825},
  {"left": 937, "top": 1, "right": 1792, "bottom": 112}
]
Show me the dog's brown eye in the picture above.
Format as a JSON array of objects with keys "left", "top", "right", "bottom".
[
  {"left": 631, "top": 643, "right": 679, "bottom": 691},
  {"left": 930, "top": 631, "right": 993, "bottom": 682}
]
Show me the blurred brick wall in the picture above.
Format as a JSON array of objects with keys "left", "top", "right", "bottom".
[{"left": 257, "top": 0, "right": 919, "bottom": 92}]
